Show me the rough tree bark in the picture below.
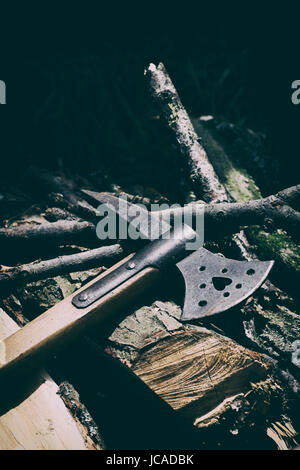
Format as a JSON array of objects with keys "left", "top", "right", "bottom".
[
  {"left": 0, "top": 307, "right": 101, "bottom": 450},
  {"left": 145, "top": 63, "right": 227, "bottom": 203},
  {"left": 0, "top": 220, "right": 95, "bottom": 250},
  {"left": 157, "top": 184, "right": 300, "bottom": 242},
  {"left": 91, "top": 64, "right": 300, "bottom": 449},
  {"left": 0, "top": 244, "right": 123, "bottom": 292},
  {"left": 0, "top": 65, "right": 299, "bottom": 450}
]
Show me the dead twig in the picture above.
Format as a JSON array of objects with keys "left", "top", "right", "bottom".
[
  {"left": 145, "top": 62, "right": 228, "bottom": 203},
  {"left": 0, "top": 220, "right": 96, "bottom": 249},
  {"left": 0, "top": 244, "right": 123, "bottom": 292},
  {"left": 24, "top": 166, "right": 98, "bottom": 219},
  {"left": 157, "top": 185, "right": 300, "bottom": 240},
  {"left": 145, "top": 63, "right": 300, "bottom": 246}
]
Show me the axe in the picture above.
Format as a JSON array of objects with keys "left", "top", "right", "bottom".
[{"left": 0, "top": 191, "right": 273, "bottom": 383}]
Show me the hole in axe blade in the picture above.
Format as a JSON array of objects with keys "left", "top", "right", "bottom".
[
  {"left": 247, "top": 268, "right": 255, "bottom": 275},
  {"left": 212, "top": 276, "right": 233, "bottom": 291}
]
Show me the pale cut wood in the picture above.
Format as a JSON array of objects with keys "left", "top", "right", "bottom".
[
  {"left": 107, "top": 302, "right": 270, "bottom": 417},
  {"left": 267, "top": 421, "right": 299, "bottom": 450},
  {"left": 132, "top": 330, "right": 268, "bottom": 416},
  {"left": 0, "top": 308, "right": 98, "bottom": 450},
  {"left": 0, "top": 254, "right": 160, "bottom": 383},
  {"left": 105, "top": 301, "right": 299, "bottom": 449}
]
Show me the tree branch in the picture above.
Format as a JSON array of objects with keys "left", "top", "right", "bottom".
[
  {"left": 145, "top": 63, "right": 300, "bottom": 243},
  {"left": 24, "top": 166, "right": 98, "bottom": 219},
  {"left": 0, "top": 220, "right": 96, "bottom": 249},
  {"left": 0, "top": 244, "right": 123, "bottom": 293},
  {"left": 145, "top": 62, "right": 228, "bottom": 203},
  {"left": 157, "top": 185, "right": 300, "bottom": 240}
]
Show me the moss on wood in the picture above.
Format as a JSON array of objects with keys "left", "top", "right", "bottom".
[{"left": 194, "top": 118, "right": 300, "bottom": 284}]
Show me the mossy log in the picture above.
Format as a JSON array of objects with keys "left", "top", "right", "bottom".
[{"left": 192, "top": 118, "right": 300, "bottom": 367}]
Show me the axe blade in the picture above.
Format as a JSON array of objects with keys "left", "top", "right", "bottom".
[
  {"left": 177, "top": 248, "right": 274, "bottom": 320},
  {"left": 81, "top": 189, "right": 171, "bottom": 239},
  {"left": 82, "top": 189, "right": 274, "bottom": 320}
]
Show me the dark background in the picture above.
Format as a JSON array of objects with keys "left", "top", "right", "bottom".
[{"left": 0, "top": 3, "right": 299, "bottom": 196}]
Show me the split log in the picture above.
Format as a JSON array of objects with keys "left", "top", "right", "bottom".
[
  {"left": 91, "top": 64, "right": 300, "bottom": 449},
  {"left": 2, "top": 65, "right": 298, "bottom": 450},
  {"left": 0, "top": 307, "right": 101, "bottom": 450},
  {"left": 9, "top": 270, "right": 298, "bottom": 449},
  {"left": 9, "top": 255, "right": 299, "bottom": 449},
  {"left": 103, "top": 301, "right": 299, "bottom": 450},
  {"left": 189, "top": 117, "right": 300, "bottom": 359}
]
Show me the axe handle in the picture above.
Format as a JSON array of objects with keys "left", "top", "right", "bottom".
[{"left": 0, "top": 255, "right": 160, "bottom": 384}]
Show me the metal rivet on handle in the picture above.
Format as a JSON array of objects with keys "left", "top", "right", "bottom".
[
  {"left": 126, "top": 262, "right": 136, "bottom": 270},
  {"left": 77, "top": 293, "right": 88, "bottom": 302}
]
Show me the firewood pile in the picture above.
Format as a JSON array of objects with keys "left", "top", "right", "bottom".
[{"left": 0, "top": 63, "right": 299, "bottom": 450}]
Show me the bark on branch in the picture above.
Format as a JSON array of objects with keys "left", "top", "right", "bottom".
[
  {"left": 24, "top": 166, "right": 98, "bottom": 219},
  {"left": 0, "top": 220, "right": 96, "bottom": 249},
  {"left": 0, "top": 244, "right": 123, "bottom": 292},
  {"left": 145, "top": 62, "right": 228, "bottom": 203},
  {"left": 145, "top": 63, "right": 300, "bottom": 240},
  {"left": 157, "top": 185, "right": 300, "bottom": 240}
]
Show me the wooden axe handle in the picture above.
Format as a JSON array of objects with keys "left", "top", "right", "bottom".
[{"left": 0, "top": 255, "right": 160, "bottom": 382}]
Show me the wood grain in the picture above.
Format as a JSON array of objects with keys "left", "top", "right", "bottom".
[
  {"left": 105, "top": 300, "right": 299, "bottom": 448},
  {"left": 0, "top": 255, "right": 160, "bottom": 384},
  {"left": 0, "top": 308, "right": 99, "bottom": 450}
]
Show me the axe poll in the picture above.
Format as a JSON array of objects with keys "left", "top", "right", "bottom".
[{"left": 0, "top": 191, "right": 273, "bottom": 383}]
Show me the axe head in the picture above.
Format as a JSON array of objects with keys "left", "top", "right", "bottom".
[
  {"left": 81, "top": 189, "right": 274, "bottom": 320},
  {"left": 177, "top": 248, "right": 274, "bottom": 320}
]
